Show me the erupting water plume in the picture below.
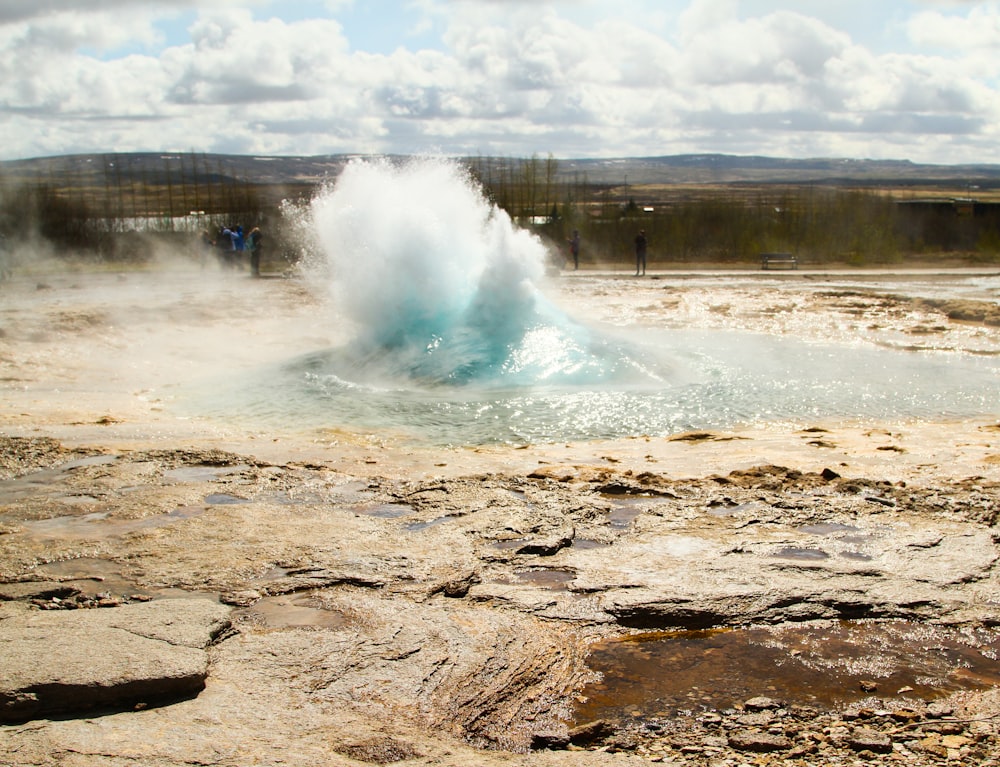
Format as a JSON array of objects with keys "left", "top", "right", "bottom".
[{"left": 307, "top": 157, "right": 658, "bottom": 387}]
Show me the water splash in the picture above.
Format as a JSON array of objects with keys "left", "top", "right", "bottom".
[{"left": 306, "top": 157, "right": 660, "bottom": 387}]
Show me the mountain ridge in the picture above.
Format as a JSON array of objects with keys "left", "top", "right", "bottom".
[{"left": 2, "top": 151, "right": 998, "bottom": 188}]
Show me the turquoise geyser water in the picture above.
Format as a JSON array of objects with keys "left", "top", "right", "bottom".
[
  {"left": 192, "top": 158, "right": 1000, "bottom": 446},
  {"left": 307, "top": 157, "right": 659, "bottom": 388}
]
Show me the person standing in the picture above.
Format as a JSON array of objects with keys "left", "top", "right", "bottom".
[
  {"left": 247, "top": 227, "right": 263, "bottom": 277},
  {"left": 634, "top": 229, "right": 647, "bottom": 276},
  {"left": 220, "top": 225, "right": 242, "bottom": 268},
  {"left": 567, "top": 229, "right": 581, "bottom": 270}
]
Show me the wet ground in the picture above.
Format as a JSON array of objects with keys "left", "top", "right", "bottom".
[
  {"left": 1, "top": 263, "right": 1000, "bottom": 766},
  {"left": 576, "top": 621, "right": 1000, "bottom": 722}
]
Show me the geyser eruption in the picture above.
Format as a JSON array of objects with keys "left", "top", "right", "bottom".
[{"left": 307, "top": 158, "right": 657, "bottom": 387}]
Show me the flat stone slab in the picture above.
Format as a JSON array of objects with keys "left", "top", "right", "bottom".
[{"left": 0, "top": 597, "right": 231, "bottom": 723}]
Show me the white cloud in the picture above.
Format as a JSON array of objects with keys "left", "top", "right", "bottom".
[
  {"left": 0, "top": 0, "right": 998, "bottom": 162},
  {"left": 908, "top": 3, "right": 1000, "bottom": 49}
]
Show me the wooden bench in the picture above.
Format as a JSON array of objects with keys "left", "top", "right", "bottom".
[{"left": 760, "top": 252, "right": 797, "bottom": 270}]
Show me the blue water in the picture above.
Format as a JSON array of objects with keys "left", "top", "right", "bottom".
[
  {"left": 190, "top": 158, "right": 1000, "bottom": 446},
  {"left": 198, "top": 326, "right": 997, "bottom": 445}
]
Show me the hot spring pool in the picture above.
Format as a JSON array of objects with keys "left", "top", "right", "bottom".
[{"left": 187, "top": 325, "right": 999, "bottom": 446}]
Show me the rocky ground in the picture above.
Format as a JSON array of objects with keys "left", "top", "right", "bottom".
[{"left": 1, "top": 264, "right": 999, "bottom": 766}]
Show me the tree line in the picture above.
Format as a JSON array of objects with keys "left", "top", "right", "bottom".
[
  {"left": 469, "top": 155, "right": 1000, "bottom": 267},
  {"left": 0, "top": 153, "right": 270, "bottom": 262},
  {"left": 1, "top": 151, "right": 998, "bottom": 267}
]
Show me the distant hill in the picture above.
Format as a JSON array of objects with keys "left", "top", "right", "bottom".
[
  {"left": 558, "top": 155, "right": 1000, "bottom": 186},
  {"left": 2, "top": 151, "right": 999, "bottom": 190}
]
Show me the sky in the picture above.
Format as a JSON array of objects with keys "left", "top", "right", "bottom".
[{"left": 1, "top": 0, "right": 998, "bottom": 164}]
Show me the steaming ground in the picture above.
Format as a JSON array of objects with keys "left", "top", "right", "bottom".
[{"left": 1, "top": 258, "right": 998, "bottom": 477}]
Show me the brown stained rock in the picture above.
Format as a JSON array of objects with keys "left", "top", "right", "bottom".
[{"left": 567, "top": 719, "right": 615, "bottom": 745}]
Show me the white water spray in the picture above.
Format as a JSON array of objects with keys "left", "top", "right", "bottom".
[
  {"left": 311, "top": 158, "right": 545, "bottom": 351},
  {"left": 305, "top": 157, "right": 653, "bottom": 386}
]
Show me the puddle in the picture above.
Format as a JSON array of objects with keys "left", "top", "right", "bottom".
[
  {"left": 204, "top": 493, "right": 249, "bottom": 505},
  {"left": 515, "top": 569, "right": 575, "bottom": 590},
  {"left": 33, "top": 558, "right": 146, "bottom": 597},
  {"left": 405, "top": 515, "right": 456, "bottom": 531},
  {"left": 707, "top": 501, "right": 764, "bottom": 517},
  {"left": 800, "top": 522, "right": 860, "bottom": 535},
  {"left": 19, "top": 505, "right": 207, "bottom": 541},
  {"left": 574, "top": 620, "right": 1000, "bottom": 726},
  {"left": 164, "top": 464, "right": 248, "bottom": 482},
  {"left": 30, "top": 558, "right": 211, "bottom": 601},
  {"left": 771, "top": 547, "right": 830, "bottom": 561},
  {"left": 493, "top": 538, "right": 530, "bottom": 550},
  {"left": 573, "top": 539, "right": 611, "bottom": 550},
  {"left": 602, "top": 494, "right": 670, "bottom": 529},
  {"left": 353, "top": 503, "right": 412, "bottom": 519},
  {"left": 239, "top": 593, "right": 348, "bottom": 630},
  {"left": 0, "top": 458, "right": 112, "bottom": 505},
  {"left": 607, "top": 507, "right": 644, "bottom": 529},
  {"left": 841, "top": 551, "right": 874, "bottom": 561},
  {"left": 61, "top": 455, "right": 119, "bottom": 470}
]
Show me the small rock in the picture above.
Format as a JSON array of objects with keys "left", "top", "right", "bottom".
[
  {"left": 917, "top": 737, "right": 949, "bottom": 758},
  {"left": 531, "top": 731, "right": 569, "bottom": 750},
  {"left": 441, "top": 572, "right": 480, "bottom": 598},
  {"left": 220, "top": 589, "right": 262, "bottom": 607},
  {"left": 603, "top": 733, "right": 638, "bottom": 752},
  {"left": 925, "top": 702, "right": 954, "bottom": 718},
  {"left": 925, "top": 720, "right": 966, "bottom": 735},
  {"left": 728, "top": 730, "right": 793, "bottom": 753},
  {"left": 849, "top": 728, "right": 893, "bottom": 754},
  {"left": 735, "top": 712, "right": 773, "bottom": 727},
  {"left": 744, "top": 696, "right": 781, "bottom": 711},
  {"left": 843, "top": 707, "right": 876, "bottom": 720},
  {"left": 859, "top": 680, "right": 878, "bottom": 692},
  {"left": 789, "top": 743, "right": 819, "bottom": 757},
  {"left": 890, "top": 708, "right": 922, "bottom": 723},
  {"left": 698, "top": 712, "right": 723, "bottom": 725},
  {"left": 939, "top": 734, "right": 971, "bottom": 749},
  {"left": 568, "top": 719, "right": 615, "bottom": 746}
]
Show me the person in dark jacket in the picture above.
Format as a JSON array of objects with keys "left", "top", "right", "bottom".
[
  {"left": 634, "top": 229, "right": 647, "bottom": 276},
  {"left": 567, "top": 230, "right": 580, "bottom": 270}
]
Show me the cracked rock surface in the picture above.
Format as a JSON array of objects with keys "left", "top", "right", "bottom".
[{"left": 1, "top": 598, "right": 231, "bottom": 723}]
